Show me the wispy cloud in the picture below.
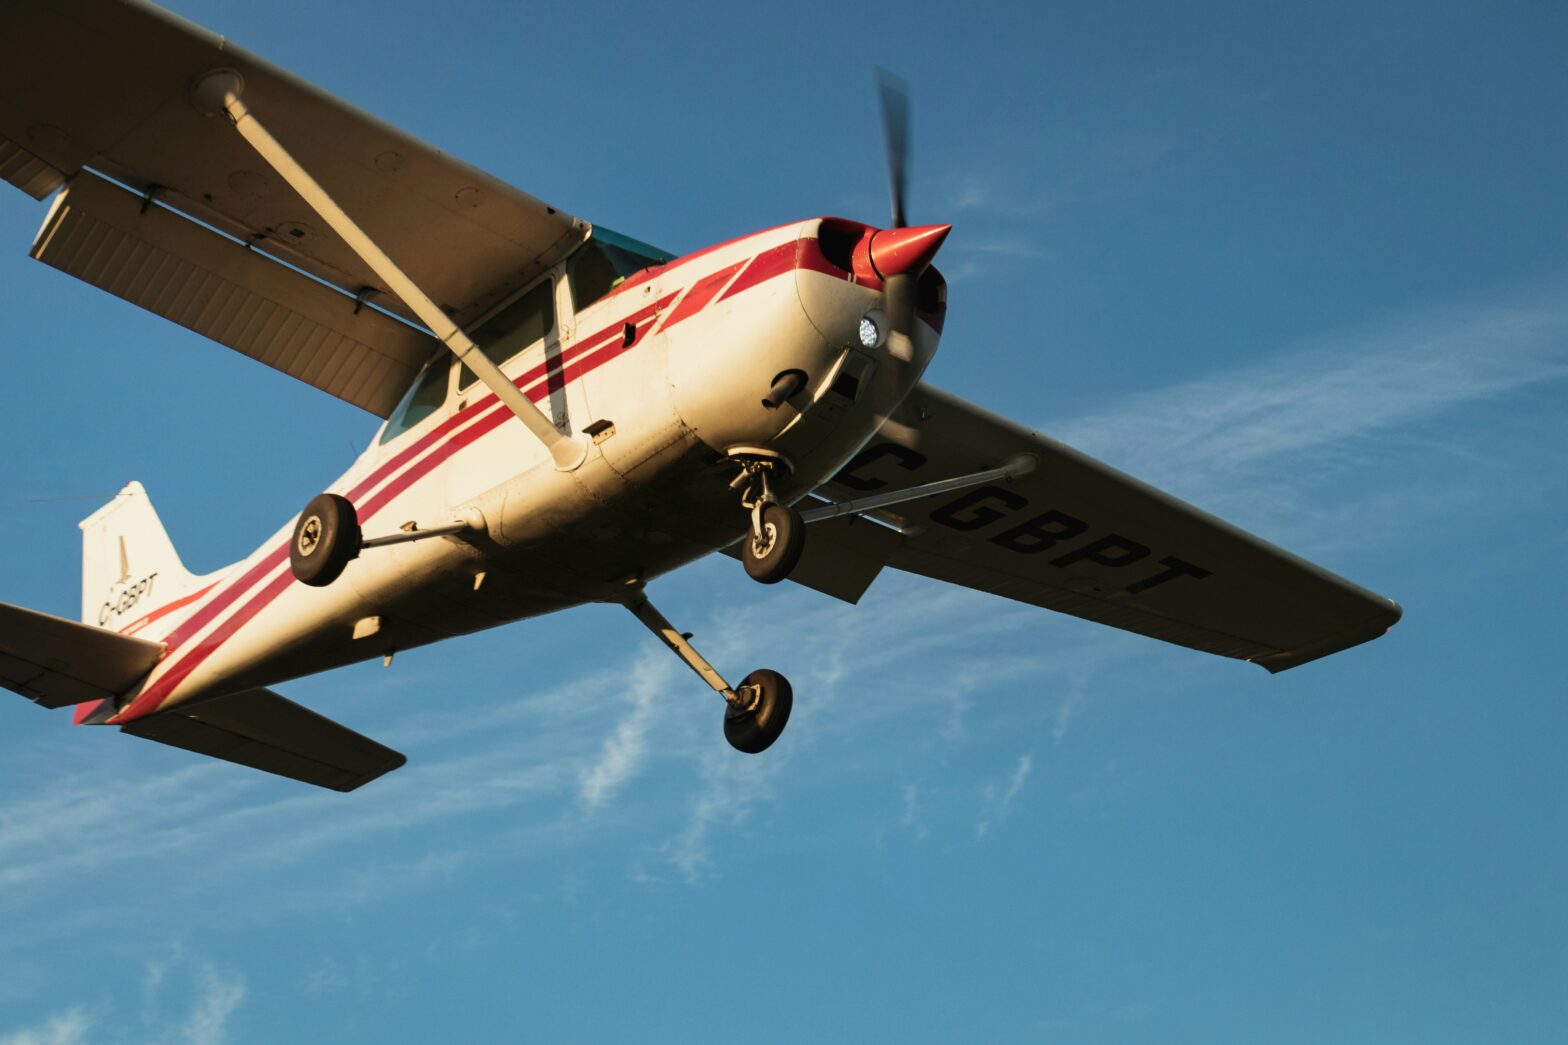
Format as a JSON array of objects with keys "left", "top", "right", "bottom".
[
  {"left": 172, "top": 964, "right": 246, "bottom": 1045},
  {"left": 0, "top": 958, "right": 243, "bottom": 1045},
  {"left": 976, "top": 753, "right": 1034, "bottom": 839},
  {"left": 578, "top": 653, "right": 671, "bottom": 809},
  {"left": 660, "top": 737, "right": 788, "bottom": 884},
  {"left": 0, "top": 1009, "right": 92, "bottom": 1045},
  {"left": 1050, "top": 286, "right": 1568, "bottom": 548}
]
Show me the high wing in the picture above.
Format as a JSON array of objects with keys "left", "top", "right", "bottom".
[
  {"left": 0, "top": 0, "right": 586, "bottom": 416},
  {"left": 817, "top": 383, "right": 1401, "bottom": 672},
  {"left": 121, "top": 688, "right": 405, "bottom": 792},
  {"left": 0, "top": 600, "right": 164, "bottom": 708}
]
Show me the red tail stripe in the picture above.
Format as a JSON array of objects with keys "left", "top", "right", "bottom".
[{"left": 118, "top": 582, "right": 216, "bottom": 638}]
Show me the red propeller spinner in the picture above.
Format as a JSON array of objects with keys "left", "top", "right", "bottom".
[{"left": 867, "top": 223, "right": 952, "bottom": 278}]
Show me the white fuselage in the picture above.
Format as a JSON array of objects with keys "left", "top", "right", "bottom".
[{"left": 100, "top": 218, "right": 944, "bottom": 725}]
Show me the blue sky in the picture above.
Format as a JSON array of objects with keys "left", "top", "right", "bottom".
[{"left": 2, "top": 1, "right": 1566, "bottom": 1041}]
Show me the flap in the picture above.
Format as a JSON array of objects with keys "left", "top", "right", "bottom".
[
  {"left": 34, "top": 171, "right": 438, "bottom": 417},
  {"left": 0, "top": 600, "right": 164, "bottom": 708},
  {"left": 121, "top": 687, "right": 406, "bottom": 792},
  {"left": 0, "top": 0, "right": 586, "bottom": 329},
  {"left": 826, "top": 383, "right": 1401, "bottom": 672}
]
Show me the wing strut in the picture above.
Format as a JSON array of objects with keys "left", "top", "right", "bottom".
[
  {"left": 799, "top": 453, "right": 1037, "bottom": 524},
  {"left": 191, "top": 70, "right": 587, "bottom": 471}
]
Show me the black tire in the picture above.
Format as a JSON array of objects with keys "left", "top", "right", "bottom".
[
  {"left": 724, "top": 668, "right": 793, "bottom": 754},
  {"left": 289, "top": 493, "right": 361, "bottom": 587},
  {"left": 742, "top": 503, "right": 805, "bottom": 584}
]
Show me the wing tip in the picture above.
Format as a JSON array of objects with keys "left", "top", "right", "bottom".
[
  {"left": 1253, "top": 598, "right": 1403, "bottom": 674},
  {"left": 330, "top": 751, "right": 408, "bottom": 793}
]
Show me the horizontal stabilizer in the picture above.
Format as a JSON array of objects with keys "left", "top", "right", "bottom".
[
  {"left": 121, "top": 688, "right": 405, "bottom": 792},
  {"left": 0, "top": 599, "right": 164, "bottom": 708}
]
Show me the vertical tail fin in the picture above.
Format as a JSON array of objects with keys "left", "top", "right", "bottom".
[{"left": 79, "top": 482, "right": 203, "bottom": 631}]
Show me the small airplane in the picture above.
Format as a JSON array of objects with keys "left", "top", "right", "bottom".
[{"left": 0, "top": 0, "right": 1400, "bottom": 792}]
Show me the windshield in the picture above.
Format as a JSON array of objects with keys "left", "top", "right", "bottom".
[{"left": 567, "top": 226, "right": 674, "bottom": 312}]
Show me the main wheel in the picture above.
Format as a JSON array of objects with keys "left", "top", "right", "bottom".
[
  {"left": 742, "top": 503, "right": 805, "bottom": 584},
  {"left": 289, "top": 493, "right": 361, "bottom": 587},
  {"left": 724, "top": 669, "right": 793, "bottom": 754}
]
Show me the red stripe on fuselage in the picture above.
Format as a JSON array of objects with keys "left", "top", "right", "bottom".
[
  {"left": 107, "top": 291, "right": 679, "bottom": 723},
  {"left": 718, "top": 241, "right": 798, "bottom": 302},
  {"left": 144, "top": 547, "right": 291, "bottom": 665},
  {"left": 121, "top": 569, "right": 297, "bottom": 718},
  {"left": 602, "top": 220, "right": 801, "bottom": 304},
  {"left": 656, "top": 262, "right": 745, "bottom": 331},
  {"left": 109, "top": 233, "right": 831, "bottom": 724}
]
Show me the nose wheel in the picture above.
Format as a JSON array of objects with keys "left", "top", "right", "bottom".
[
  {"left": 742, "top": 503, "right": 805, "bottom": 584},
  {"left": 730, "top": 448, "right": 806, "bottom": 585}
]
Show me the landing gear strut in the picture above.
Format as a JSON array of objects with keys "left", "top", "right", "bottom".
[
  {"left": 729, "top": 448, "right": 805, "bottom": 585},
  {"left": 622, "top": 590, "right": 793, "bottom": 754},
  {"left": 289, "top": 496, "right": 485, "bottom": 587}
]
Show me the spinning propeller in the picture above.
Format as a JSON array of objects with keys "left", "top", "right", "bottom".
[{"left": 868, "top": 69, "right": 950, "bottom": 360}]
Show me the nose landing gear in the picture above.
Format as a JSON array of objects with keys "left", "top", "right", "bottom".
[
  {"left": 729, "top": 448, "right": 805, "bottom": 585},
  {"left": 743, "top": 503, "right": 805, "bottom": 584}
]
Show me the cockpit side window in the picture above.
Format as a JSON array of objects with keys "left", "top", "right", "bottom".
[
  {"left": 379, "top": 354, "right": 453, "bottom": 444},
  {"left": 457, "top": 279, "right": 556, "bottom": 391},
  {"left": 567, "top": 227, "right": 674, "bottom": 313}
]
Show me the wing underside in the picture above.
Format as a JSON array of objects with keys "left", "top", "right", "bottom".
[
  {"left": 815, "top": 383, "right": 1401, "bottom": 671},
  {"left": 0, "top": 0, "right": 586, "bottom": 415},
  {"left": 121, "top": 688, "right": 406, "bottom": 792}
]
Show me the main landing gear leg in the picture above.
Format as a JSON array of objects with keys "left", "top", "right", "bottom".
[{"left": 621, "top": 590, "right": 792, "bottom": 754}]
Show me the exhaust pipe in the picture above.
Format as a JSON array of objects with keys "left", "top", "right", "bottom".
[{"left": 762, "top": 370, "right": 807, "bottom": 410}]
